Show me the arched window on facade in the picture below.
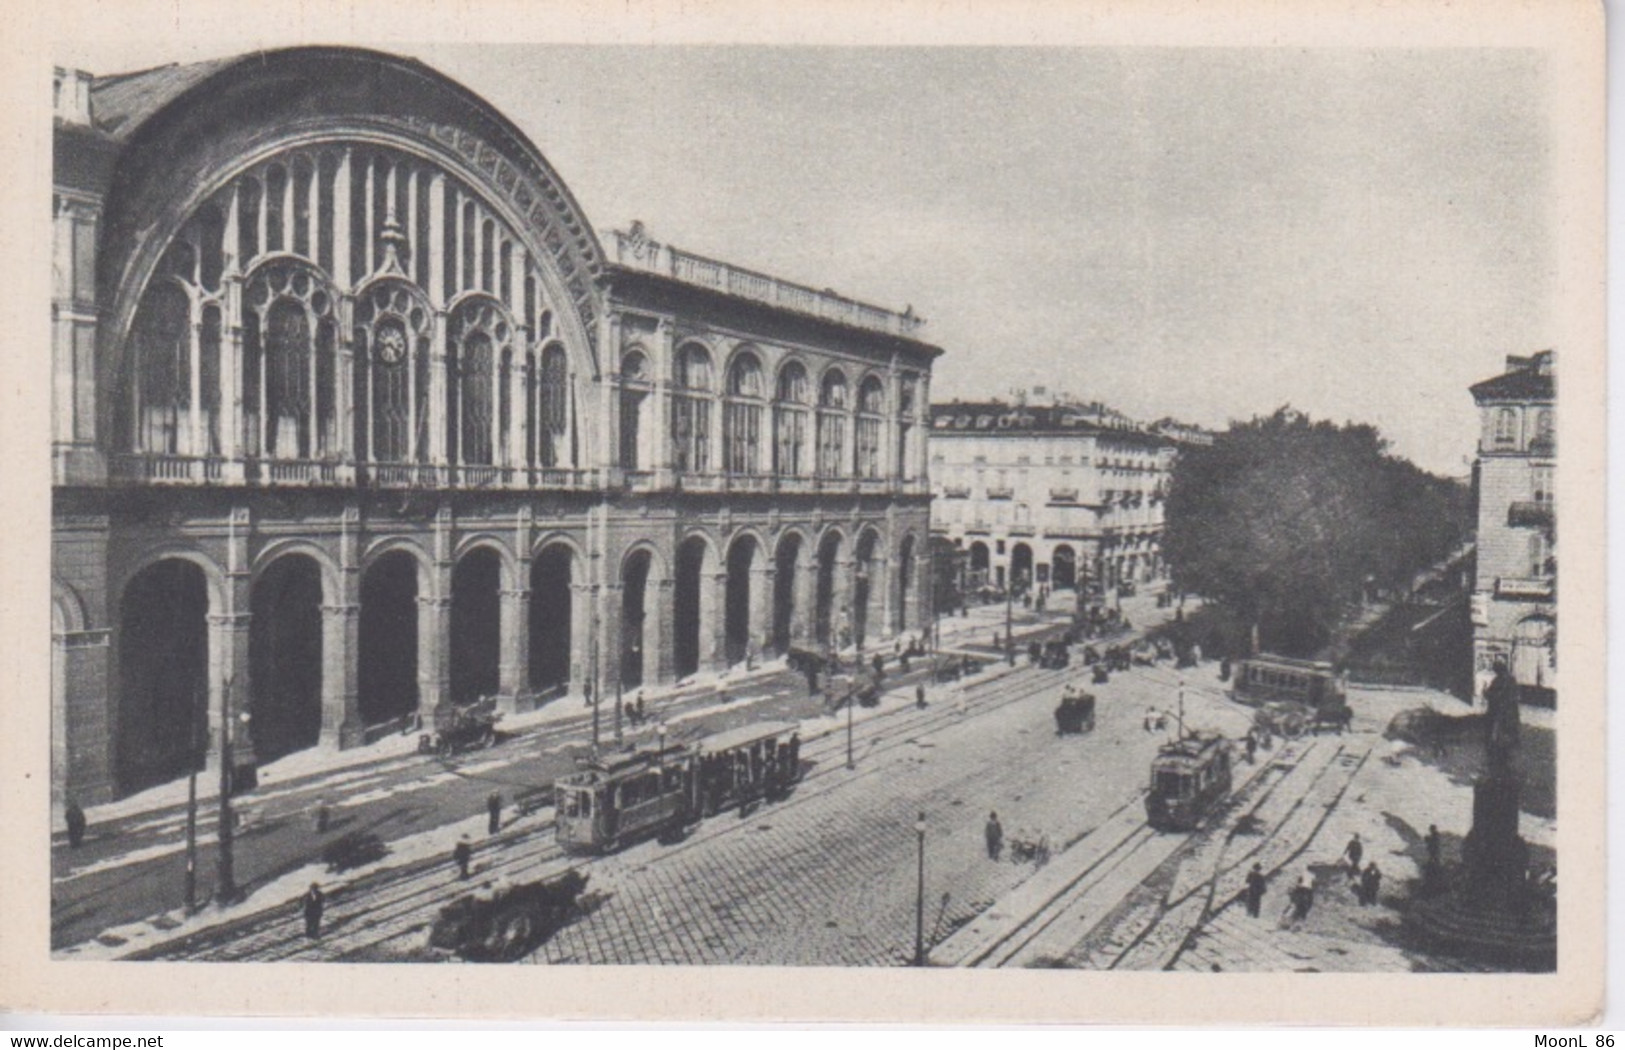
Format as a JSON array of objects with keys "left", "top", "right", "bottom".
[
  {"left": 897, "top": 375, "right": 917, "bottom": 480},
  {"left": 352, "top": 281, "right": 432, "bottom": 464},
  {"left": 448, "top": 299, "right": 513, "bottom": 467},
  {"left": 774, "top": 361, "right": 810, "bottom": 477},
  {"left": 243, "top": 261, "right": 338, "bottom": 460},
  {"left": 537, "top": 343, "right": 570, "bottom": 468},
  {"left": 724, "top": 350, "right": 765, "bottom": 475},
  {"left": 817, "top": 368, "right": 848, "bottom": 478},
  {"left": 1533, "top": 408, "right": 1554, "bottom": 451},
  {"left": 1493, "top": 407, "right": 1518, "bottom": 448},
  {"left": 855, "top": 375, "right": 885, "bottom": 479},
  {"left": 672, "top": 343, "right": 714, "bottom": 474},
  {"left": 128, "top": 281, "right": 192, "bottom": 455},
  {"left": 620, "top": 349, "right": 651, "bottom": 471}
]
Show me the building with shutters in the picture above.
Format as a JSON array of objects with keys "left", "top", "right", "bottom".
[
  {"left": 51, "top": 48, "right": 939, "bottom": 803},
  {"left": 1468, "top": 350, "right": 1556, "bottom": 705},
  {"left": 926, "top": 397, "right": 1205, "bottom": 602}
]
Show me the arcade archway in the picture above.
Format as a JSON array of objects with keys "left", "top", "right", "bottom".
[
  {"left": 359, "top": 551, "right": 419, "bottom": 725},
  {"left": 249, "top": 554, "right": 324, "bottom": 762},
  {"left": 530, "top": 545, "right": 574, "bottom": 693},
  {"left": 117, "top": 559, "right": 210, "bottom": 794},
  {"left": 450, "top": 548, "right": 503, "bottom": 705},
  {"left": 725, "top": 534, "right": 759, "bottom": 666}
]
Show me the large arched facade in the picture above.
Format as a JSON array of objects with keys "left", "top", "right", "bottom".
[{"left": 50, "top": 48, "right": 939, "bottom": 803}]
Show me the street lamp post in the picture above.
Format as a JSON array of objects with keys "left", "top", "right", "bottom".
[
  {"left": 1004, "top": 576, "right": 1015, "bottom": 666},
  {"left": 184, "top": 686, "right": 202, "bottom": 913},
  {"left": 216, "top": 675, "right": 240, "bottom": 908},
  {"left": 913, "top": 810, "right": 927, "bottom": 966},
  {"left": 614, "top": 675, "right": 623, "bottom": 747},
  {"left": 846, "top": 690, "right": 855, "bottom": 770}
]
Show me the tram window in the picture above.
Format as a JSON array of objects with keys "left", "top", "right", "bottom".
[{"left": 1155, "top": 771, "right": 1186, "bottom": 797}]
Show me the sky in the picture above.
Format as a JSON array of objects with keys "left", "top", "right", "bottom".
[{"left": 60, "top": 42, "right": 1555, "bottom": 475}]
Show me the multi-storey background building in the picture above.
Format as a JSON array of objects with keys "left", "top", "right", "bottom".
[
  {"left": 1468, "top": 350, "right": 1556, "bottom": 705},
  {"left": 51, "top": 48, "right": 939, "bottom": 803},
  {"left": 927, "top": 397, "right": 1204, "bottom": 602}
]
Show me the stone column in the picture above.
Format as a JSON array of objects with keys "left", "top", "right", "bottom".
[
  {"left": 319, "top": 599, "right": 362, "bottom": 749},
  {"left": 416, "top": 594, "right": 453, "bottom": 727},
  {"left": 750, "top": 564, "right": 776, "bottom": 659},
  {"left": 796, "top": 557, "right": 819, "bottom": 647},
  {"left": 570, "top": 580, "right": 594, "bottom": 699},
  {"left": 912, "top": 550, "right": 933, "bottom": 638},
  {"left": 654, "top": 576, "right": 676, "bottom": 684},
  {"left": 56, "top": 628, "right": 113, "bottom": 804},
  {"left": 708, "top": 569, "right": 729, "bottom": 672},
  {"left": 496, "top": 586, "right": 530, "bottom": 713},
  {"left": 835, "top": 556, "right": 855, "bottom": 649}
]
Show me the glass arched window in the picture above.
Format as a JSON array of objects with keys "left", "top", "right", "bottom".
[
  {"left": 353, "top": 281, "right": 432, "bottom": 464},
  {"left": 538, "top": 343, "right": 570, "bottom": 468},
  {"left": 855, "top": 375, "right": 885, "bottom": 479},
  {"left": 620, "top": 349, "right": 651, "bottom": 471},
  {"left": 128, "top": 282, "right": 192, "bottom": 454},
  {"left": 672, "top": 343, "right": 713, "bottom": 474},
  {"left": 817, "top": 368, "right": 848, "bottom": 478},
  {"left": 724, "top": 350, "right": 765, "bottom": 475},
  {"left": 448, "top": 299, "right": 514, "bottom": 467},
  {"left": 243, "top": 262, "right": 337, "bottom": 460},
  {"left": 774, "top": 361, "right": 810, "bottom": 476},
  {"left": 1493, "top": 407, "right": 1518, "bottom": 447}
]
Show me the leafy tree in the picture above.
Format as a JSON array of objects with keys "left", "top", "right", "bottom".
[{"left": 1163, "top": 408, "right": 1470, "bottom": 657}]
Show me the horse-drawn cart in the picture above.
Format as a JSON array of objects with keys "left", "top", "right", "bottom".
[{"left": 419, "top": 698, "right": 502, "bottom": 756}]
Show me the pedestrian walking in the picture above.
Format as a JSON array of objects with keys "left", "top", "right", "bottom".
[
  {"left": 1244, "top": 733, "right": 1257, "bottom": 765},
  {"left": 915, "top": 683, "right": 927, "bottom": 710},
  {"left": 1425, "top": 824, "right": 1442, "bottom": 867},
  {"left": 64, "top": 798, "right": 86, "bottom": 849},
  {"left": 1286, "top": 872, "right": 1315, "bottom": 923},
  {"left": 453, "top": 835, "right": 473, "bottom": 880},
  {"left": 1342, "top": 833, "right": 1363, "bottom": 878},
  {"left": 301, "top": 882, "right": 325, "bottom": 938},
  {"left": 1360, "top": 862, "right": 1382, "bottom": 907},
  {"left": 1244, "top": 863, "right": 1267, "bottom": 918},
  {"left": 635, "top": 691, "right": 646, "bottom": 726},
  {"left": 487, "top": 791, "right": 503, "bottom": 835},
  {"left": 984, "top": 811, "right": 1004, "bottom": 861}
]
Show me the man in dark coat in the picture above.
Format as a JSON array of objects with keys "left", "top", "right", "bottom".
[
  {"left": 985, "top": 811, "right": 1003, "bottom": 861},
  {"left": 64, "top": 798, "right": 87, "bottom": 849},
  {"left": 916, "top": 683, "right": 928, "bottom": 710},
  {"left": 453, "top": 836, "right": 473, "bottom": 880},
  {"left": 302, "top": 882, "right": 325, "bottom": 939},
  {"left": 487, "top": 791, "right": 503, "bottom": 835},
  {"left": 1342, "top": 833, "right": 1363, "bottom": 878},
  {"left": 1244, "top": 863, "right": 1267, "bottom": 918},
  {"left": 1360, "top": 862, "right": 1382, "bottom": 907}
]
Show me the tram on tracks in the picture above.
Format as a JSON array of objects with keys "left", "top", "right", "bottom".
[
  {"left": 1144, "top": 731, "right": 1233, "bottom": 831},
  {"left": 555, "top": 720, "right": 803, "bottom": 854}
]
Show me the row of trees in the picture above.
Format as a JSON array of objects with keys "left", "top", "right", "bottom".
[{"left": 1163, "top": 408, "right": 1471, "bottom": 657}]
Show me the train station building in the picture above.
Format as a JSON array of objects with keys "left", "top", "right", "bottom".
[{"left": 51, "top": 48, "right": 940, "bottom": 803}]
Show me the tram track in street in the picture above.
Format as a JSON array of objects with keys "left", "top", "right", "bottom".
[{"left": 135, "top": 648, "right": 1088, "bottom": 961}]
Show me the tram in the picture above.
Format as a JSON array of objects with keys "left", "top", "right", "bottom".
[
  {"left": 1145, "top": 731, "right": 1232, "bottom": 832},
  {"left": 1231, "top": 654, "right": 1345, "bottom": 709},
  {"left": 554, "top": 720, "right": 802, "bottom": 854}
]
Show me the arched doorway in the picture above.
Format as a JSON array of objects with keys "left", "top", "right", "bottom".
[
  {"left": 725, "top": 534, "right": 758, "bottom": 666},
  {"left": 529, "top": 545, "right": 573, "bottom": 693},
  {"left": 968, "top": 541, "right": 990, "bottom": 592},
  {"left": 450, "top": 547, "right": 503, "bottom": 705},
  {"left": 621, "top": 549, "right": 652, "bottom": 689},
  {"left": 359, "top": 551, "right": 419, "bottom": 726},
  {"left": 853, "top": 530, "right": 880, "bottom": 649},
  {"left": 1011, "top": 543, "right": 1034, "bottom": 594},
  {"left": 815, "top": 531, "right": 843, "bottom": 647},
  {"left": 773, "top": 533, "right": 802, "bottom": 654},
  {"left": 249, "top": 554, "right": 323, "bottom": 762},
  {"left": 1052, "top": 545, "right": 1077, "bottom": 590},
  {"left": 118, "top": 559, "right": 210, "bottom": 794},
  {"left": 896, "top": 534, "right": 915, "bottom": 634},
  {"left": 674, "top": 536, "right": 713, "bottom": 679}
]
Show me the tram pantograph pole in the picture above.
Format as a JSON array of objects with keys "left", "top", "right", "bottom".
[
  {"left": 216, "top": 675, "right": 239, "bottom": 908},
  {"left": 846, "top": 692, "right": 855, "bottom": 770}
]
